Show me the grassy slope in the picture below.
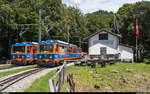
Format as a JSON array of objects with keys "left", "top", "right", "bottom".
[
  {"left": 61, "top": 63, "right": 150, "bottom": 92},
  {"left": 24, "top": 63, "right": 150, "bottom": 92},
  {"left": 0, "top": 65, "right": 37, "bottom": 77},
  {"left": 0, "top": 64, "right": 16, "bottom": 68},
  {"left": 25, "top": 70, "right": 57, "bottom": 92}
]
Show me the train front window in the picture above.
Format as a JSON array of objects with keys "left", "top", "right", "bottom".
[
  {"left": 13, "top": 46, "right": 25, "bottom": 53},
  {"left": 39, "top": 44, "right": 54, "bottom": 53}
]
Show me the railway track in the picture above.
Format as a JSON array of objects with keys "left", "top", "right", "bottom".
[{"left": 0, "top": 68, "right": 45, "bottom": 91}]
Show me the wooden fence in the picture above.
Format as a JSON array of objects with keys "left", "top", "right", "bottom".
[{"left": 49, "top": 61, "right": 67, "bottom": 92}]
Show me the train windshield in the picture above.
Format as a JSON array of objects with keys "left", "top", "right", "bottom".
[
  {"left": 13, "top": 46, "right": 25, "bottom": 53},
  {"left": 39, "top": 44, "right": 53, "bottom": 53}
]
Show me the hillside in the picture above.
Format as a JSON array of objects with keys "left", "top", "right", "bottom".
[{"left": 61, "top": 63, "right": 150, "bottom": 92}]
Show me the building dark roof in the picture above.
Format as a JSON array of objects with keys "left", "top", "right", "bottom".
[{"left": 86, "top": 28, "right": 121, "bottom": 39}]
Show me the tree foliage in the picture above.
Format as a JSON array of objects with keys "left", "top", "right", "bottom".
[{"left": 0, "top": 0, "right": 150, "bottom": 60}]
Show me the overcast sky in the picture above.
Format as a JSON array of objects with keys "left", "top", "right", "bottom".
[{"left": 62, "top": 0, "right": 150, "bottom": 14}]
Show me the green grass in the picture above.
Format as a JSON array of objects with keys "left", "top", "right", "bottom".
[
  {"left": 25, "top": 70, "right": 57, "bottom": 92},
  {"left": 0, "top": 64, "right": 16, "bottom": 68},
  {"left": 60, "top": 62, "right": 150, "bottom": 92},
  {"left": 0, "top": 65, "right": 37, "bottom": 77},
  {"left": 23, "top": 62, "right": 150, "bottom": 92}
]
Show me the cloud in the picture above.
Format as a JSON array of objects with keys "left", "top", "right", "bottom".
[{"left": 62, "top": 0, "right": 150, "bottom": 14}]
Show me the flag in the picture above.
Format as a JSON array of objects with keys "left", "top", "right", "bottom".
[
  {"left": 114, "top": 15, "right": 120, "bottom": 34},
  {"left": 136, "top": 19, "right": 139, "bottom": 38}
]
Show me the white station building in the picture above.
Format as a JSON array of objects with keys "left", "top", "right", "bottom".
[{"left": 87, "top": 29, "right": 134, "bottom": 62}]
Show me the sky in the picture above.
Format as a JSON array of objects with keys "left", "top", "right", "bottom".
[{"left": 62, "top": 0, "right": 150, "bottom": 14}]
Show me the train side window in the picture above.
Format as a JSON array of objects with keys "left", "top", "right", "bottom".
[
  {"left": 60, "top": 45, "right": 64, "bottom": 53},
  {"left": 77, "top": 49, "right": 79, "bottom": 53},
  {"left": 67, "top": 47, "right": 71, "bottom": 53},
  {"left": 39, "top": 45, "right": 44, "bottom": 53},
  {"left": 13, "top": 46, "right": 25, "bottom": 53},
  {"left": 33, "top": 46, "right": 37, "bottom": 53},
  {"left": 27, "top": 46, "right": 31, "bottom": 53},
  {"left": 49, "top": 44, "right": 53, "bottom": 52},
  {"left": 62, "top": 45, "right": 65, "bottom": 53},
  {"left": 73, "top": 48, "right": 76, "bottom": 53},
  {"left": 69, "top": 47, "right": 72, "bottom": 53},
  {"left": 64, "top": 46, "right": 67, "bottom": 53},
  {"left": 55, "top": 44, "right": 58, "bottom": 53}
]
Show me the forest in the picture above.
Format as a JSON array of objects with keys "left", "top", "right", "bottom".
[{"left": 0, "top": 0, "right": 150, "bottom": 61}]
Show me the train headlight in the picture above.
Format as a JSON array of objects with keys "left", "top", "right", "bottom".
[
  {"left": 26, "top": 55, "right": 30, "bottom": 58},
  {"left": 39, "top": 55, "right": 42, "bottom": 59},
  {"left": 49, "top": 55, "right": 52, "bottom": 59}
]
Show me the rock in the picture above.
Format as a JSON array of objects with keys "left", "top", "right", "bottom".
[
  {"left": 120, "top": 75, "right": 128, "bottom": 83},
  {"left": 110, "top": 70, "right": 118, "bottom": 73},
  {"left": 95, "top": 71, "right": 98, "bottom": 73},
  {"left": 142, "top": 73, "right": 146, "bottom": 77},
  {"left": 96, "top": 78, "right": 103, "bottom": 81},
  {"left": 105, "top": 86, "right": 112, "bottom": 91},
  {"left": 125, "top": 68, "right": 134, "bottom": 72},
  {"left": 144, "top": 78, "right": 148, "bottom": 81},
  {"left": 94, "top": 85, "right": 100, "bottom": 89},
  {"left": 93, "top": 74, "right": 99, "bottom": 78},
  {"left": 89, "top": 71, "right": 93, "bottom": 74}
]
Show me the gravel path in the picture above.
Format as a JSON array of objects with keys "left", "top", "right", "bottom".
[
  {"left": 0, "top": 65, "right": 34, "bottom": 73},
  {"left": 1, "top": 63, "right": 74, "bottom": 92}
]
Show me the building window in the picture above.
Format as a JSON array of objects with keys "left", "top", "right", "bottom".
[
  {"left": 100, "top": 47, "right": 107, "bottom": 55},
  {"left": 99, "top": 33, "right": 108, "bottom": 40}
]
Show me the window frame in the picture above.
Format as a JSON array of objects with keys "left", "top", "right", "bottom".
[{"left": 99, "top": 33, "right": 108, "bottom": 40}]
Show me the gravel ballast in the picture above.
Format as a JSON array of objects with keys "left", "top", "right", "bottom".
[{"left": 2, "top": 63, "right": 74, "bottom": 92}]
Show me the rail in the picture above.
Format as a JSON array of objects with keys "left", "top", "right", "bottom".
[
  {"left": 49, "top": 61, "right": 67, "bottom": 92},
  {"left": 0, "top": 68, "right": 45, "bottom": 91}
]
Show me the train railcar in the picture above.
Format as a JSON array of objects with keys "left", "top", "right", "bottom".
[
  {"left": 11, "top": 42, "right": 38, "bottom": 65},
  {"left": 37, "top": 40, "right": 83, "bottom": 67}
]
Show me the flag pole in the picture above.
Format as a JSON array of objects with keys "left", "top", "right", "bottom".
[
  {"left": 135, "top": 18, "right": 139, "bottom": 62},
  {"left": 136, "top": 37, "right": 138, "bottom": 62}
]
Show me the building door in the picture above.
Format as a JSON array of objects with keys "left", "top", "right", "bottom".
[{"left": 100, "top": 47, "right": 107, "bottom": 55}]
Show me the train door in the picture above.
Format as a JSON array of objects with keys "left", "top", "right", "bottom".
[
  {"left": 33, "top": 45, "right": 37, "bottom": 62},
  {"left": 55, "top": 44, "right": 59, "bottom": 60},
  {"left": 27, "top": 46, "right": 33, "bottom": 64}
]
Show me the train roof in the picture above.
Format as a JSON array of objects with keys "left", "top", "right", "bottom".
[
  {"left": 40, "top": 40, "right": 79, "bottom": 48},
  {"left": 12, "top": 42, "right": 38, "bottom": 46}
]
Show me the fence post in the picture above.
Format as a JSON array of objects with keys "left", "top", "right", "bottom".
[
  {"left": 63, "top": 62, "right": 66, "bottom": 84},
  {"left": 57, "top": 70, "right": 62, "bottom": 91},
  {"left": 49, "top": 60, "right": 67, "bottom": 92},
  {"left": 49, "top": 79, "right": 55, "bottom": 92}
]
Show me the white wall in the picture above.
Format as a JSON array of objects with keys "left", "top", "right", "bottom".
[
  {"left": 88, "top": 31, "right": 119, "bottom": 55},
  {"left": 118, "top": 45, "right": 134, "bottom": 62}
]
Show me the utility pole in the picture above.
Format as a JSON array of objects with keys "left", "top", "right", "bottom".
[
  {"left": 79, "top": 37, "right": 81, "bottom": 48},
  {"left": 67, "top": 26, "right": 70, "bottom": 43},
  {"left": 38, "top": 9, "right": 42, "bottom": 42}
]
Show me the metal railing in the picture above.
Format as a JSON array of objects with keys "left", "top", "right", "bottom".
[{"left": 49, "top": 61, "right": 67, "bottom": 92}]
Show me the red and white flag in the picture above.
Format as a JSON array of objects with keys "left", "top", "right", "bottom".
[{"left": 136, "top": 19, "right": 139, "bottom": 38}]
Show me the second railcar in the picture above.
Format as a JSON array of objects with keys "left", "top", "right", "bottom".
[{"left": 37, "top": 40, "right": 82, "bottom": 67}]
